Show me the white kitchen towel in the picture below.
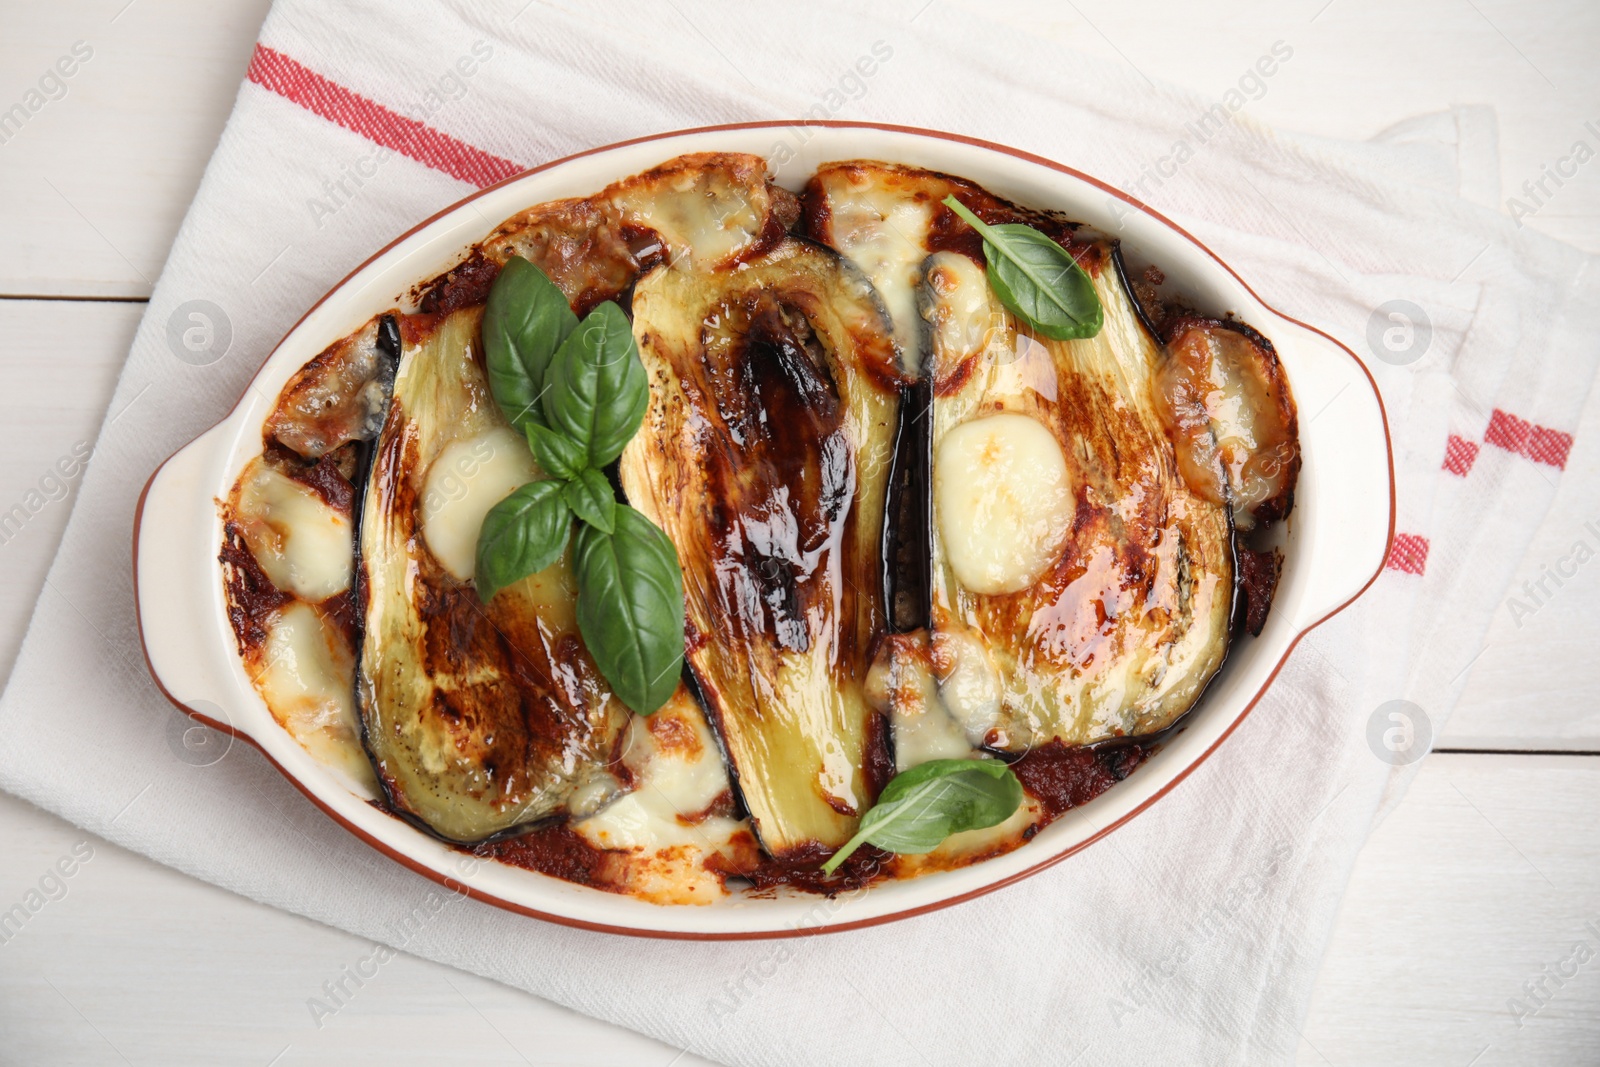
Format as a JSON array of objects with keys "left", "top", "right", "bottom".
[{"left": 3, "top": 2, "right": 1598, "bottom": 1064}]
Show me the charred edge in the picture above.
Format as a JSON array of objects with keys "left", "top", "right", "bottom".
[
  {"left": 1221, "top": 505, "right": 1245, "bottom": 637},
  {"left": 350, "top": 388, "right": 400, "bottom": 834},
  {"left": 281, "top": 449, "right": 357, "bottom": 513},
  {"left": 377, "top": 313, "right": 403, "bottom": 361},
  {"left": 417, "top": 250, "right": 502, "bottom": 316},
  {"left": 883, "top": 377, "right": 933, "bottom": 634},
  {"left": 467, "top": 822, "right": 617, "bottom": 889},
  {"left": 1234, "top": 540, "right": 1282, "bottom": 637},
  {"left": 798, "top": 177, "right": 833, "bottom": 246},
  {"left": 862, "top": 709, "right": 896, "bottom": 804},
  {"left": 1111, "top": 245, "right": 1166, "bottom": 344}
]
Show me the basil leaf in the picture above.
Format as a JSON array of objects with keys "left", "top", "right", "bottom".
[
  {"left": 542, "top": 301, "right": 649, "bottom": 468},
  {"left": 564, "top": 468, "right": 617, "bottom": 534},
  {"left": 525, "top": 421, "right": 587, "bottom": 481},
  {"left": 573, "top": 506, "right": 685, "bottom": 714},
  {"left": 483, "top": 256, "right": 579, "bottom": 432},
  {"left": 941, "top": 196, "right": 1103, "bottom": 341},
  {"left": 474, "top": 480, "right": 572, "bottom": 603},
  {"left": 820, "top": 759, "right": 1023, "bottom": 874}
]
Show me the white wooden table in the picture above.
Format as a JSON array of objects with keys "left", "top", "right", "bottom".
[{"left": 3, "top": 2, "right": 1598, "bottom": 1063}]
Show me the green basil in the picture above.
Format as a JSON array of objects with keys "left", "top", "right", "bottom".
[
  {"left": 542, "top": 301, "right": 649, "bottom": 468},
  {"left": 525, "top": 421, "right": 587, "bottom": 481},
  {"left": 483, "top": 256, "right": 579, "bottom": 432},
  {"left": 478, "top": 264, "right": 683, "bottom": 714},
  {"left": 821, "top": 758, "right": 1023, "bottom": 874},
  {"left": 941, "top": 196, "right": 1103, "bottom": 341},
  {"left": 572, "top": 506, "right": 685, "bottom": 714},
  {"left": 564, "top": 468, "right": 616, "bottom": 534},
  {"left": 474, "top": 480, "right": 572, "bottom": 603}
]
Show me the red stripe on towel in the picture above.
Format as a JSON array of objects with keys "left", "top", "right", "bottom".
[
  {"left": 246, "top": 44, "right": 522, "bottom": 188},
  {"left": 1484, "top": 409, "right": 1573, "bottom": 470},
  {"left": 1442, "top": 434, "right": 1479, "bottom": 477},
  {"left": 1386, "top": 534, "right": 1429, "bottom": 576}
]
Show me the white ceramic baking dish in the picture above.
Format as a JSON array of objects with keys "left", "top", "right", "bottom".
[{"left": 134, "top": 122, "right": 1393, "bottom": 939}]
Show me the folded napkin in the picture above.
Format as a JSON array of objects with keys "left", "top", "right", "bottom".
[{"left": 5, "top": 2, "right": 1597, "bottom": 1064}]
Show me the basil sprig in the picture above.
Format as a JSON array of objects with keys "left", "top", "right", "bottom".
[
  {"left": 483, "top": 256, "right": 579, "bottom": 432},
  {"left": 821, "top": 758, "right": 1024, "bottom": 874},
  {"left": 475, "top": 257, "right": 685, "bottom": 715},
  {"left": 941, "top": 195, "right": 1103, "bottom": 341}
]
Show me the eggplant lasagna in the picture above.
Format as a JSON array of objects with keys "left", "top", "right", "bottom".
[{"left": 219, "top": 153, "right": 1297, "bottom": 904}]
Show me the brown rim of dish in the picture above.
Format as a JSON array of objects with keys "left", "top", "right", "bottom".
[{"left": 131, "top": 120, "right": 1397, "bottom": 941}]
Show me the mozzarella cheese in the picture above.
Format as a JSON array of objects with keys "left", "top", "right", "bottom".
[
  {"left": 934, "top": 413, "right": 1073, "bottom": 595},
  {"left": 576, "top": 699, "right": 737, "bottom": 853},
  {"left": 931, "top": 626, "right": 1004, "bottom": 745},
  {"left": 614, "top": 169, "right": 767, "bottom": 270},
  {"left": 921, "top": 250, "right": 1013, "bottom": 369},
  {"left": 255, "top": 601, "right": 373, "bottom": 788},
  {"left": 420, "top": 426, "right": 542, "bottom": 582},
  {"left": 822, "top": 182, "right": 933, "bottom": 375},
  {"left": 234, "top": 460, "right": 352, "bottom": 602}
]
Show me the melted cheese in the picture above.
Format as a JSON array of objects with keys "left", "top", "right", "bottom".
[
  {"left": 255, "top": 601, "right": 373, "bottom": 788},
  {"left": 921, "top": 250, "right": 1012, "bottom": 370},
  {"left": 932, "top": 627, "right": 1004, "bottom": 745},
  {"left": 576, "top": 700, "right": 736, "bottom": 853},
  {"left": 613, "top": 170, "right": 766, "bottom": 270},
  {"left": 890, "top": 670, "right": 975, "bottom": 772},
  {"left": 420, "top": 426, "right": 541, "bottom": 581},
  {"left": 934, "top": 413, "right": 1073, "bottom": 595},
  {"left": 234, "top": 460, "right": 352, "bottom": 602},
  {"left": 823, "top": 182, "right": 933, "bottom": 375},
  {"left": 865, "top": 635, "right": 976, "bottom": 772}
]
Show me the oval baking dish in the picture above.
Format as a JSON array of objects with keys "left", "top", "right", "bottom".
[{"left": 134, "top": 122, "right": 1393, "bottom": 939}]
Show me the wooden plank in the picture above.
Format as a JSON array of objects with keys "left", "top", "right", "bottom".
[
  {"left": 0, "top": 787, "right": 714, "bottom": 1066},
  {"left": 0, "top": 299, "right": 139, "bottom": 684},
  {"left": 3, "top": 754, "right": 1596, "bottom": 1064},
  {"left": 0, "top": 0, "right": 272, "bottom": 298},
  {"left": 1, "top": 0, "right": 1595, "bottom": 302},
  {"left": 1298, "top": 753, "right": 1600, "bottom": 1065}
]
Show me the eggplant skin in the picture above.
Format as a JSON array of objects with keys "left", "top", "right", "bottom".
[
  {"left": 619, "top": 237, "right": 907, "bottom": 855},
  {"left": 356, "top": 308, "right": 628, "bottom": 844}
]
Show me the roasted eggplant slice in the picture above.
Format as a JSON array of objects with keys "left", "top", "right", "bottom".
[
  {"left": 357, "top": 308, "right": 629, "bottom": 843},
  {"left": 810, "top": 163, "right": 1234, "bottom": 753},
  {"left": 265, "top": 314, "right": 399, "bottom": 459},
  {"left": 619, "top": 237, "right": 907, "bottom": 855},
  {"left": 1155, "top": 315, "right": 1299, "bottom": 530},
  {"left": 922, "top": 251, "right": 1235, "bottom": 750},
  {"left": 449, "top": 152, "right": 799, "bottom": 316}
]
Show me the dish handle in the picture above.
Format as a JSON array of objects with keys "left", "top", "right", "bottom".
[
  {"left": 1280, "top": 324, "right": 1394, "bottom": 632},
  {"left": 134, "top": 425, "right": 258, "bottom": 740}
]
